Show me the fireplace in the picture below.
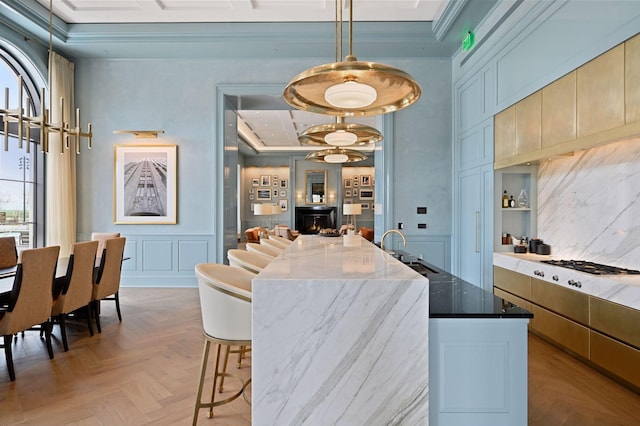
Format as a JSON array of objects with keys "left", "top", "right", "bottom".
[{"left": 295, "top": 206, "right": 337, "bottom": 234}]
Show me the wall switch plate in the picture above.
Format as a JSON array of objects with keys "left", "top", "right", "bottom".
[
  {"left": 418, "top": 223, "right": 427, "bottom": 229},
  {"left": 417, "top": 207, "right": 427, "bottom": 214}
]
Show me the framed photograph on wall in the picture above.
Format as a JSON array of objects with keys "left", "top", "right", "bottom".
[
  {"left": 114, "top": 144, "right": 177, "bottom": 224},
  {"left": 261, "top": 175, "right": 271, "bottom": 187},
  {"left": 352, "top": 189, "right": 358, "bottom": 197},
  {"left": 361, "top": 175, "right": 371, "bottom": 186},
  {"left": 273, "top": 189, "right": 279, "bottom": 197},
  {"left": 359, "top": 189, "right": 374, "bottom": 200},
  {"left": 252, "top": 178, "right": 259, "bottom": 187},
  {"left": 280, "top": 179, "right": 288, "bottom": 188},
  {"left": 280, "top": 190, "right": 287, "bottom": 197},
  {"left": 249, "top": 194, "right": 254, "bottom": 200},
  {"left": 361, "top": 203, "right": 370, "bottom": 210},
  {"left": 345, "top": 189, "right": 352, "bottom": 197},
  {"left": 257, "top": 189, "right": 271, "bottom": 200},
  {"left": 344, "top": 179, "right": 352, "bottom": 188},
  {"left": 279, "top": 199, "right": 288, "bottom": 212}
]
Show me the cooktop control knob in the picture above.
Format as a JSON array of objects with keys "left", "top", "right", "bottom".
[
  {"left": 553, "top": 275, "right": 559, "bottom": 281},
  {"left": 568, "top": 279, "right": 582, "bottom": 288},
  {"left": 534, "top": 270, "right": 544, "bottom": 277}
]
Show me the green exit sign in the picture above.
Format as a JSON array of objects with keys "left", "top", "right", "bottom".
[{"left": 462, "top": 31, "right": 475, "bottom": 51}]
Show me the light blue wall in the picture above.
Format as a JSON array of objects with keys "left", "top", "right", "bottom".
[{"left": 73, "top": 56, "right": 453, "bottom": 285}]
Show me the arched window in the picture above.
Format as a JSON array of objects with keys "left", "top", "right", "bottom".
[{"left": 0, "top": 49, "right": 44, "bottom": 250}]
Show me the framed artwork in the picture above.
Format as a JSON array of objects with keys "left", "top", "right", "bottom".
[
  {"left": 114, "top": 144, "right": 177, "bottom": 224},
  {"left": 279, "top": 199, "right": 288, "bottom": 212},
  {"left": 273, "top": 189, "right": 279, "bottom": 197},
  {"left": 261, "top": 175, "right": 271, "bottom": 187},
  {"left": 345, "top": 189, "right": 352, "bottom": 197},
  {"left": 353, "top": 180, "right": 359, "bottom": 187},
  {"left": 274, "top": 179, "right": 279, "bottom": 187},
  {"left": 361, "top": 175, "right": 371, "bottom": 186},
  {"left": 352, "top": 189, "right": 358, "bottom": 197},
  {"left": 361, "top": 203, "right": 370, "bottom": 210},
  {"left": 359, "top": 190, "right": 374, "bottom": 200},
  {"left": 280, "top": 190, "right": 287, "bottom": 197},
  {"left": 249, "top": 188, "right": 254, "bottom": 194},
  {"left": 252, "top": 178, "right": 259, "bottom": 187},
  {"left": 280, "top": 179, "right": 288, "bottom": 188},
  {"left": 353, "top": 175, "right": 359, "bottom": 181},
  {"left": 249, "top": 194, "right": 254, "bottom": 200},
  {"left": 344, "top": 179, "right": 352, "bottom": 188},
  {"left": 257, "top": 189, "right": 272, "bottom": 200}
]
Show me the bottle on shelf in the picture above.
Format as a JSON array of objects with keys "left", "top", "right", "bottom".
[
  {"left": 509, "top": 196, "right": 515, "bottom": 208},
  {"left": 517, "top": 189, "right": 528, "bottom": 208},
  {"left": 502, "top": 190, "right": 509, "bottom": 208}
]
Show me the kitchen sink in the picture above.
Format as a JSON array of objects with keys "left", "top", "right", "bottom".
[{"left": 404, "top": 262, "right": 437, "bottom": 276}]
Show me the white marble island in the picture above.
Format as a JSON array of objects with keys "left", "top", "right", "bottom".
[{"left": 252, "top": 235, "right": 429, "bottom": 425}]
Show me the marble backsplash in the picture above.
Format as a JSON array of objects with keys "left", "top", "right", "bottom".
[{"left": 537, "top": 137, "right": 640, "bottom": 269}]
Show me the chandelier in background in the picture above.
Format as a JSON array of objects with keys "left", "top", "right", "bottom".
[
  {"left": 0, "top": 0, "right": 93, "bottom": 154},
  {"left": 305, "top": 147, "right": 367, "bottom": 163},
  {"left": 283, "top": 0, "right": 421, "bottom": 117},
  {"left": 298, "top": 116, "right": 382, "bottom": 147}
]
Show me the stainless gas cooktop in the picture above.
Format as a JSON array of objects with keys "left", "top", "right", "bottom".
[{"left": 540, "top": 260, "right": 640, "bottom": 275}]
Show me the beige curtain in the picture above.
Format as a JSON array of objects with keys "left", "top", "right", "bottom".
[{"left": 45, "top": 52, "right": 76, "bottom": 256}]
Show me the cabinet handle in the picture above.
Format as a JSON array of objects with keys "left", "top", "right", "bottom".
[{"left": 475, "top": 211, "right": 480, "bottom": 253}]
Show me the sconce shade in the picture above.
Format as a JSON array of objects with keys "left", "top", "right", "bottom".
[{"left": 343, "top": 203, "right": 362, "bottom": 215}]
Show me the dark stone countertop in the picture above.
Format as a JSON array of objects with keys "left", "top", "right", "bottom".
[{"left": 392, "top": 250, "right": 533, "bottom": 319}]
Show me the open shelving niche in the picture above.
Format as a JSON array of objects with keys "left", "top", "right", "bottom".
[{"left": 494, "top": 164, "right": 538, "bottom": 253}]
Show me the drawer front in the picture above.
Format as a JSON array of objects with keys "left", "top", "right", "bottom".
[
  {"left": 493, "top": 266, "right": 531, "bottom": 300},
  {"left": 531, "top": 278, "right": 589, "bottom": 325},
  {"left": 530, "top": 305, "right": 590, "bottom": 359},
  {"left": 590, "top": 330, "right": 640, "bottom": 389},
  {"left": 590, "top": 297, "right": 640, "bottom": 349},
  {"left": 494, "top": 287, "right": 532, "bottom": 312}
]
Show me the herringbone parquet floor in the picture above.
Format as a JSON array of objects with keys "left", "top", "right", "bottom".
[{"left": 0, "top": 288, "right": 639, "bottom": 425}]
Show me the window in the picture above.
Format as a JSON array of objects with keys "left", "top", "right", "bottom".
[{"left": 0, "top": 50, "right": 44, "bottom": 250}]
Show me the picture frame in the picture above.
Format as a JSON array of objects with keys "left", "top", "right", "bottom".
[
  {"left": 352, "top": 189, "right": 358, "bottom": 197},
  {"left": 279, "top": 190, "right": 287, "bottom": 197},
  {"left": 359, "top": 189, "right": 374, "bottom": 200},
  {"left": 344, "top": 179, "right": 352, "bottom": 188},
  {"left": 261, "top": 175, "right": 271, "bottom": 187},
  {"left": 249, "top": 188, "right": 254, "bottom": 194},
  {"left": 274, "top": 178, "right": 279, "bottom": 187},
  {"left": 361, "top": 202, "right": 370, "bottom": 210},
  {"left": 353, "top": 175, "right": 359, "bottom": 181},
  {"left": 273, "top": 189, "right": 279, "bottom": 197},
  {"left": 256, "top": 189, "right": 272, "bottom": 200},
  {"left": 280, "top": 179, "right": 288, "bottom": 188},
  {"left": 249, "top": 194, "right": 254, "bottom": 200},
  {"left": 252, "top": 178, "right": 259, "bottom": 187},
  {"left": 361, "top": 175, "right": 371, "bottom": 187},
  {"left": 114, "top": 144, "right": 177, "bottom": 224},
  {"left": 279, "top": 199, "right": 288, "bottom": 212},
  {"left": 345, "top": 189, "right": 352, "bottom": 197},
  {"left": 353, "top": 180, "right": 359, "bottom": 187}
]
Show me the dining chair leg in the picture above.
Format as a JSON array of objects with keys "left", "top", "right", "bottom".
[
  {"left": 86, "top": 304, "right": 94, "bottom": 337},
  {"left": 43, "top": 321, "right": 54, "bottom": 359},
  {"left": 2, "top": 334, "right": 15, "bottom": 381},
  {"left": 94, "top": 301, "right": 102, "bottom": 334},
  {"left": 193, "top": 339, "right": 211, "bottom": 426},
  {"left": 58, "top": 315, "right": 69, "bottom": 352},
  {"left": 115, "top": 291, "right": 122, "bottom": 322}
]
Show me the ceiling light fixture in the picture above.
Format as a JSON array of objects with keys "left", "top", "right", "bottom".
[
  {"left": 283, "top": 0, "right": 421, "bottom": 117},
  {"left": 113, "top": 130, "right": 165, "bottom": 138},
  {"left": 298, "top": 117, "right": 382, "bottom": 147},
  {"left": 0, "top": 0, "right": 93, "bottom": 154},
  {"left": 305, "top": 147, "right": 366, "bottom": 163}
]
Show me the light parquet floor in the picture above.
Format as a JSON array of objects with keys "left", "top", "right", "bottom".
[{"left": 1, "top": 288, "right": 639, "bottom": 425}]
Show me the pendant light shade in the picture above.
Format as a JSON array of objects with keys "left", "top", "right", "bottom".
[
  {"left": 283, "top": 0, "right": 421, "bottom": 117},
  {"left": 305, "top": 148, "right": 366, "bottom": 163},
  {"left": 298, "top": 118, "right": 383, "bottom": 147}
]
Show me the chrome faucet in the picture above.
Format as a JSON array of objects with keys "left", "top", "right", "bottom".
[{"left": 381, "top": 229, "right": 407, "bottom": 252}]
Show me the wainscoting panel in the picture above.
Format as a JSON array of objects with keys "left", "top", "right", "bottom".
[
  {"left": 404, "top": 235, "right": 451, "bottom": 272},
  {"left": 101, "top": 234, "right": 216, "bottom": 287}
]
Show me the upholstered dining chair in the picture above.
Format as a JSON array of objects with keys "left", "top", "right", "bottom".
[
  {"left": 227, "top": 249, "right": 271, "bottom": 274},
  {"left": 0, "top": 245, "right": 60, "bottom": 381},
  {"left": 91, "top": 237, "right": 126, "bottom": 333},
  {"left": 0, "top": 236, "right": 18, "bottom": 269},
  {"left": 269, "top": 235, "right": 293, "bottom": 247},
  {"left": 51, "top": 240, "right": 99, "bottom": 351},
  {"left": 245, "top": 242, "right": 279, "bottom": 258},
  {"left": 193, "top": 263, "right": 253, "bottom": 424},
  {"left": 90, "top": 232, "right": 120, "bottom": 258}
]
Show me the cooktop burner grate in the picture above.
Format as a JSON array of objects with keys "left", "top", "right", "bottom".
[{"left": 541, "top": 260, "right": 640, "bottom": 275}]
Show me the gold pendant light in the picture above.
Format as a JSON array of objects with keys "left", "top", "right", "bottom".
[
  {"left": 305, "top": 147, "right": 366, "bottom": 163},
  {"left": 283, "top": 0, "right": 421, "bottom": 117},
  {"left": 298, "top": 116, "right": 382, "bottom": 147}
]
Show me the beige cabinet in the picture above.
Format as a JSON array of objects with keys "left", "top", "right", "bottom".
[
  {"left": 515, "top": 91, "right": 541, "bottom": 155},
  {"left": 577, "top": 44, "right": 625, "bottom": 137},
  {"left": 590, "top": 297, "right": 640, "bottom": 348},
  {"left": 626, "top": 33, "right": 640, "bottom": 124},
  {"left": 590, "top": 331, "right": 640, "bottom": 389},
  {"left": 493, "top": 266, "right": 530, "bottom": 299},
  {"left": 494, "top": 106, "right": 516, "bottom": 162},
  {"left": 531, "top": 278, "right": 589, "bottom": 325},
  {"left": 530, "top": 305, "right": 590, "bottom": 359},
  {"left": 542, "top": 71, "right": 576, "bottom": 148}
]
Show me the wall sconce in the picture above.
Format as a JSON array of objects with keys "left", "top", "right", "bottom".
[{"left": 113, "top": 130, "right": 165, "bottom": 138}]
